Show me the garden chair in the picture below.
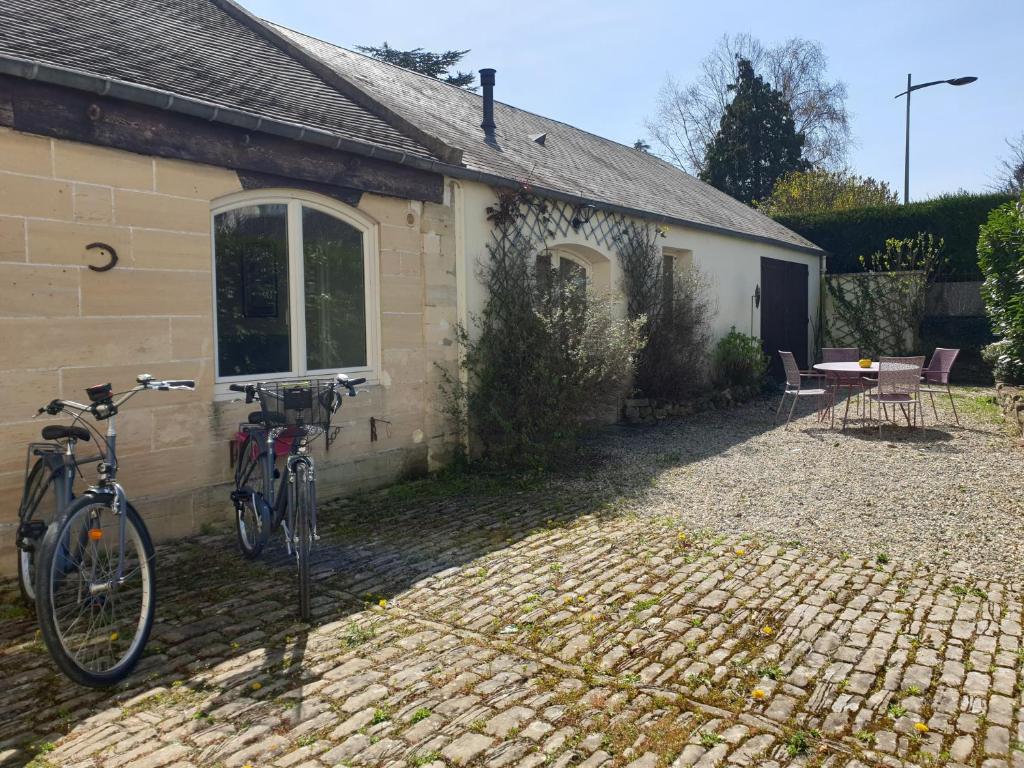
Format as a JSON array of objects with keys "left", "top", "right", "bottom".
[
  {"left": 864, "top": 356, "right": 925, "bottom": 435},
  {"left": 920, "top": 347, "right": 960, "bottom": 425},
  {"left": 822, "top": 347, "right": 862, "bottom": 426},
  {"left": 775, "top": 351, "right": 830, "bottom": 429}
]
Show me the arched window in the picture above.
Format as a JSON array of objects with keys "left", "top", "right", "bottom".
[
  {"left": 537, "top": 248, "right": 590, "bottom": 291},
  {"left": 212, "top": 192, "right": 379, "bottom": 388}
]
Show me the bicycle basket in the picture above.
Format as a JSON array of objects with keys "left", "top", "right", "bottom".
[{"left": 256, "top": 379, "right": 339, "bottom": 432}]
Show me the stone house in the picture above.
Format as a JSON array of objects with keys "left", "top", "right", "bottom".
[{"left": 0, "top": 0, "right": 822, "bottom": 575}]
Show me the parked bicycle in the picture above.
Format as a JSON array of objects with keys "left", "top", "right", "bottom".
[
  {"left": 230, "top": 373, "right": 362, "bottom": 621},
  {"left": 16, "top": 423, "right": 101, "bottom": 605},
  {"left": 31, "top": 374, "right": 195, "bottom": 687}
]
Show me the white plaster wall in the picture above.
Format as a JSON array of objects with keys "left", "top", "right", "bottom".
[{"left": 454, "top": 180, "right": 823, "bottom": 364}]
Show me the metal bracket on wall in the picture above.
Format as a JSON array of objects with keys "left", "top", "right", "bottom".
[{"left": 370, "top": 417, "right": 391, "bottom": 443}]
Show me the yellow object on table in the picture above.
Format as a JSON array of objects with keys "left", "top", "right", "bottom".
[{"left": 858, "top": 359, "right": 872, "bottom": 368}]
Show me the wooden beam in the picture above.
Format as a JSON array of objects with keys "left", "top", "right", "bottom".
[{"left": 2, "top": 75, "right": 444, "bottom": 204}]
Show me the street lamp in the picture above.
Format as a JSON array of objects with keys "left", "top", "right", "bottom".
[{"left": 895, "top": 74, "right": 977, "bottom": 204}]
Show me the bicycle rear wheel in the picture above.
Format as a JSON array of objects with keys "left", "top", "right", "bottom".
[
  {"left": 234, "top": 433, "right": 270, "bottom": 559},
  {"left": 293, "top": 462, "right": 314, "bottom": 622},
  {"left": 35, "top": 493, "right": 155, "bottom": 688},
  {"left": 17, "top": 458, "right": 61, "bottom": 606}
]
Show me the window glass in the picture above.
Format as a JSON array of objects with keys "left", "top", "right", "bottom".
[
  {"left": 214, "top": 204, "right": 290, "bottom": 376},
  {"left": 302, "top": 206, "right": 367, "bottom": 370},
  {"left": 559, "top": 256, "right": 587, "bottom": 289}
]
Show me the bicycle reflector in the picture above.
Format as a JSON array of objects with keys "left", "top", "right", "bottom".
[{"left": 88, "top": 528, "right": 103, "bottom": 541}]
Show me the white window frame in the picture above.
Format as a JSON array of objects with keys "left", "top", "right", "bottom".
[
  {"left": 211, "top": 189, "right": 381, "bottom": 397},
  {"left": 548, "top": 248, "right": 591, "bottom": 278}
]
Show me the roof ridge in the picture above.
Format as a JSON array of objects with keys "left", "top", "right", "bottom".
[
  {"left": 268, "top": 20, "right": 486, "bottom": 98},
  {"left": 272, "top": 21, "right": 659, "bottom": 159},
  {"left": 208, "top": 0, "right": 463, "bottom": 165}
]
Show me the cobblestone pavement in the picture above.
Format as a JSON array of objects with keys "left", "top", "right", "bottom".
[{"left": 2, "top": 394, "right": 1022, "bottom": 768}]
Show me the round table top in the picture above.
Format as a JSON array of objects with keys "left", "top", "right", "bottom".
[{"left": 813, "top": 361, "right": 879, "bottom": 373}]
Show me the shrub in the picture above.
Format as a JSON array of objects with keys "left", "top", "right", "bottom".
[
  {"left": 775, "top": 192, "right": 1013, "bottom": 280},
  {"left": 616, "top": 222, "right": 715, "bottom": 400},
  {"left": 442, "top": 189, "right": 645, "bottom": 466},
  {"left": 712, "top": 329, "right": 767, "bottom": 390},
  {"left": 978, "top": 195, "right": 1024, "bottom": 383}
]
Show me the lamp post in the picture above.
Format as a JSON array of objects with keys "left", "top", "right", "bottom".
[{"left": 895, "top": 74, "right": 977, "bottom": 204}]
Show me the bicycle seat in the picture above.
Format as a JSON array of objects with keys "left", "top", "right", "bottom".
[{"left": 41, "top": 425, "right": 91, "bottom": 442}]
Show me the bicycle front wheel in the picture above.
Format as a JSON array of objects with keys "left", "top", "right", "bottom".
[
  {"left": 35, "top": 493, "right": 155, "bottom": 688},
  {"left": 293, "top": 462, "right": 314, "bottom": 622},
  {"left": 234, "top": 433, "right": 271, "bottom": 559}
]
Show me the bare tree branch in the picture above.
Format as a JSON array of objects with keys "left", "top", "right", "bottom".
[{"left": 645, "top": 34, "right": 851, "bottom": 174}]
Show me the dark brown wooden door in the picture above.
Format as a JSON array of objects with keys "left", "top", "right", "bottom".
[{"left": 760, "top": 257, "right": 809, "bottom": 379}]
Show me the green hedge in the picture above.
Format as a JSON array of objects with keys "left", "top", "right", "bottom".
[{"left": 775, "top": 193, "right": 1013, "bottom": 280}]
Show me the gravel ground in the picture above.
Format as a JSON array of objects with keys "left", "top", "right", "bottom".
[{"left": 583, "top": 387, "right": 1024, "bottom": 580}]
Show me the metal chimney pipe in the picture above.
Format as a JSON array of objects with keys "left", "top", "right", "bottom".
[{"left": 479, "top": 68, "right": 496, "bottom": 138}]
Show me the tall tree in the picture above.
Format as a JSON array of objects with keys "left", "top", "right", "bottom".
[
  {"left": 699, "top": 58, "right": 807, "bottom": 205},
  {"left": 646, "top": 34, "right": 850, "bottom": 174},
  {"left": 994, "top": 133, "right": 1024, "bottom": 195},
  {"left": 757, "top": 169, "right": 899, "bottom": 216},
  {"left": 355, "top": 42, "right": 476, "bottom": 89}
]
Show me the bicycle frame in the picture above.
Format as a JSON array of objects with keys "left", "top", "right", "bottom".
[{"left": 242, "top": 425, "right": 318, "bottom": 555}]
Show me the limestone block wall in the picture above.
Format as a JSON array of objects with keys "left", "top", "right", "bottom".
[{"left": 0, "top": 127, "right": 457, "bottom": 576}]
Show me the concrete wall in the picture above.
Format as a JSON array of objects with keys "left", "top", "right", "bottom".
[
  {"left": 455, "top": 180, "right": 822, "bottom": 364},
  {"left": 0, "top": 127, "right": 458, "bottom": 576}
]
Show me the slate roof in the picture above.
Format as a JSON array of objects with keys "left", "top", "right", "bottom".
[
  {"left": 0, "top": 0, "right": 819, "bottom": 253},
  {"left": 0, "top": 0, "right": 437, "bottom": 159},
  {"left": 272, "top": 23, "right": 822, "bottom": 253}
]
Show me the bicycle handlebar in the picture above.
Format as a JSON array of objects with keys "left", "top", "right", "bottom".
[
  {"left": 36, "top": 374, "right": 196, "bottom": 417},
  {"left": 228, "top": 374, "right": 367, "bottom": 403}
]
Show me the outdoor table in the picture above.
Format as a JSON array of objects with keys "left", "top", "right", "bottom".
[
  {"left": 812, "top": 362, "right": 879, "bottom": 374},
  {"left": 812, "top": 361, "right": 879, "bottom": 429}
]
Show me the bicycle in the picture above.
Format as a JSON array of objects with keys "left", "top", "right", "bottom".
[
  {"left": 32, "top": 374, "right": 195, "bottom": 687},
  {"left": 229, "top": 373, "right": 362, "bottom": 621},
  {"left": 16, "top": 422, "right": 102, "bottom": 606}
]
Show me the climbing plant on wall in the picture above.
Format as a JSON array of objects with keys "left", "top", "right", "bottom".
[
  {"left": 439, "top": 186, "right": 644, "bottom": 465},
  {"left": 824, "top": 233, "right": 944, "bottom": 356}
]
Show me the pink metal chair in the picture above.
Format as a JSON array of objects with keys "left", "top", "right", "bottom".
[
  {"left": 822, "top": 347, "right": 862, "bottom": 426},
  {"left": 920, "top": 348, "right": 960, "bottom": 426},
  {"left": 865, "top": 356, "right": 925, "bottom": 435},
  {"left": 775, "top": 351, "right": 830, "bottom": 429}
]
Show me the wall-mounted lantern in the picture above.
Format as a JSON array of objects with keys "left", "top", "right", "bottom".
[
  {"left": 570, "top": 203, "right": 596, "bottom": 231},
  {"left": 750, "top": 284, "right": 761, "bottom": 336}
]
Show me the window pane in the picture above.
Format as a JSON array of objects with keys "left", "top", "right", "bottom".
[
  {"left": 214, "top": 204, "right": 290, "bottom": 377},
  {"left": 302, "top": 207, "right": 366, "bottom": 370},
  {"left": 558, "top": 256, "right": 588, "bottom": 292}
]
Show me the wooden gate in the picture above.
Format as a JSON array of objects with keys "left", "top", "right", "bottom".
[{"left": 760, "top": 257, "right": 809, "bottom": 379}]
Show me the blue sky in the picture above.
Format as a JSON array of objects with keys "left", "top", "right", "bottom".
[{"left": 242, "top": 0, "right": 1023, "bottom": 201}]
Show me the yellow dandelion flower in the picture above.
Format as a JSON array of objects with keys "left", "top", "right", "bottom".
[
  {"left": 378, "top": 598, "right": 388, "bottom": 608},
  {"left": 250, "top": 681, "right": 262, "bottom": 691},
  {"left": 752, "top": 688, "right": 766, "bottom": 700},
  {"left": 761, "top": 625, "right": 774, "bottom": 636},
  {"left": 109, "top": 631, "right": 119, "bottom": 642},
  {"left": 678, "top": 532, "right": 686, "bottom": 540},
  {"left": 914, "top": 722, "right": 929, "bottom": 733},
  {"left": 578, "top": 596, "right": 586, "bottom": 604},
  {"left": 735, "top": 547, "right": 746, "bottom": 556},
  {"left": 563, "top": 596, "right": 573, "bottom": 605}
]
